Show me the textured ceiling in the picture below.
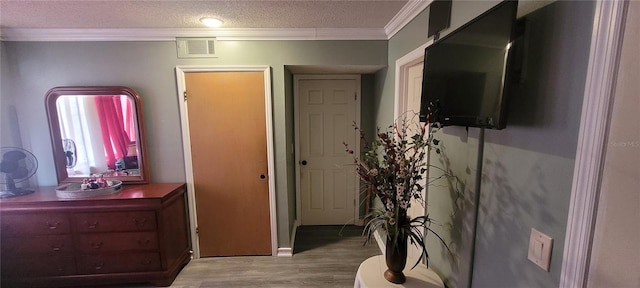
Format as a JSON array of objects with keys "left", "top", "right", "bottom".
[
  {"left": 0, "top": 1, "right": 554, "bottom": 41},
  {"left": 0, "top": 0, "right": 409, "bottom": 29}
]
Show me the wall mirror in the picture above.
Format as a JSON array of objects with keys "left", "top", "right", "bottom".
[{"left": 45, "top": 86, "right": 150, "bottom": 184}]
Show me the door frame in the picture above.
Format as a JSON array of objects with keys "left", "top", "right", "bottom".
[
  {"left": 294, "top": 74, "right": 362, "bottom": 226},
  {"left": 560, "top": 1, "right": 627, "bottom": 286},
  {"left": 175, "top": 65, "right": 278, "bottom": 258},
  {"left": 391, "top": 40, "right": 435, "bottom": 259},
  {"left": 393, "top": 40, "right": 433, "bottom": 121}
]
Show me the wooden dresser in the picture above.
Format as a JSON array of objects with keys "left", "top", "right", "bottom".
[{"left": 0, "top": 183, "right": 191, "bottom": 287}]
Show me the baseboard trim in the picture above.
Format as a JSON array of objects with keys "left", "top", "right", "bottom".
[
  {"left": 277, "top": 220, "right": 299, "bottom": 257},
  {"left": 290, "top": 220, "right": 299, "bottom": 253},
  {"left": 276, "top": 248, "right": 293, "bottom": 257}
]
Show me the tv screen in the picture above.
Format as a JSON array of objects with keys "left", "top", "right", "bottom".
[{"left": 420, "top": 0, "right": 518, "bottom": 129}]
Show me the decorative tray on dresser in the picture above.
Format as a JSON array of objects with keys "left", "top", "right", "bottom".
[{"left": 0, "top": 183, "right": 191, "bottom": 287}]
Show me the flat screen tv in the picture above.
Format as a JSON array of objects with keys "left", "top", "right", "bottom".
[{"left": 419, "top": 0, "right": 518, "bottom": 129}]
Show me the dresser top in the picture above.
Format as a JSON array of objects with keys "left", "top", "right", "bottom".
[{"left": 0, "top": 183, "right": 185, "bottom": 204}]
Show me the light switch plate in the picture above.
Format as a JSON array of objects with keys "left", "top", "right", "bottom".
[{"left": 528, "top": 228, "right": 553, "bottom": 271}]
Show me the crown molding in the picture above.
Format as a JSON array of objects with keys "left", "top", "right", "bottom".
[
  {"left": 0, "top": 0, "right": 426, "bottom": 42},
  {"left": 0, "top": 27, "right": 388, "bottom": 42},
  {"left": 385, "top": 0, "right": 432, "bottom": 39},
  {"left": 314, "top": 28, "right": 388, "bottom": 40}
]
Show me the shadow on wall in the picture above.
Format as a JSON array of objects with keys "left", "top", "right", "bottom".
[
  {"left": 474, "top": 146, "right": 561, "bottom": 287},
  {"left": 471, "top": 1, "right": 594, "bottom": 286},
  {"left": 426, "top": 130, "right": 472, "bottom": 288},
  {"left": 432, "top": 139, "right": 465, "bottom": 248},
  {"left": 425, "top": 2, "right": 594, "bottom": 286}
]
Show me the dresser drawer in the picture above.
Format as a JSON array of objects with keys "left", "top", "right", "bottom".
[
  {"left": 1, "top": 255, "right": 76, "bottom": 277},
  {"left": 77, "top": 252, "right": 161, "bottom": 274},
  {"left": 1, "top": 235, "right": 73, "bottom": 254},
  {"left": 0, "top": 184, "right": 190, "bottom": 287},
  {"left": 73, "top": 211, "right": 157, "bottom": 232},
  {"left": 77, "top": 231, "right": 159, "bottom": 253},
  {"left": 1, "top": 213, "right": 70, "bottom": 235}
]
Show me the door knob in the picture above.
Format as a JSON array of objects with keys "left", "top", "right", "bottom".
[
  {"left": 260, "top": 174, "right": 266, "bottom": 179},
  {"left": 300, "top": 160, "right": 307, "bottom": 166}
]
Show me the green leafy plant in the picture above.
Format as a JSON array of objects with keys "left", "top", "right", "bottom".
[{"left": 344, "top": 114, "right": 451, "bottom": 268}]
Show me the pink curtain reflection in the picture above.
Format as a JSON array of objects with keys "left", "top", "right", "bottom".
[
  {"left": 125, "top": 101, "right": 136, "bottom": 142},
  {"left": 95, "top": 96, "right": 133, "bottom": 169}
]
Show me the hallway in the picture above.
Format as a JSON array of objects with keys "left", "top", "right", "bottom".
[{"left": 159, "top": 225, "right": 380, "bottom": 287}]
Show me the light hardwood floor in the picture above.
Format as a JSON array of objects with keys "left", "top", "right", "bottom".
[{"left": 151, "top": 225, "right": 381, "bottom": 288}]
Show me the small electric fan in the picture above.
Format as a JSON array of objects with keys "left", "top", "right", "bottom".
[
  {"left": 0, "top": 147, "right": 38, "bottom": 198},
  {"left": 63, "top": 139, "right": 77, "bottom": 168}
]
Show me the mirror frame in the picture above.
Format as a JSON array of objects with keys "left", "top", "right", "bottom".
[{"left": 45, "top": 86, "right": 150, "bottom": 184}]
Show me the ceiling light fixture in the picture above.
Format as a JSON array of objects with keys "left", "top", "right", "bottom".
[{"left": 200, "top": 17, "right": 223, "bottom": 28}]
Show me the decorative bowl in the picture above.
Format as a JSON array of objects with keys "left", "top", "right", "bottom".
[{"left": 55, "top": 180, "right": 123, "bottom": 199}]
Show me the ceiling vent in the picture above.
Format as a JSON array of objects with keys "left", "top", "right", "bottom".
[{"left": 176, "top": 38, "right": 218, "bottom": 58}]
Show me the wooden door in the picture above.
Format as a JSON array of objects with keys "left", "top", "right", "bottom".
[
  {"left": 184, "top": 71, "right": 271, "bottom": 256},
  {"left": 297, "top": 78, "right": 358, "bottom": 225}
]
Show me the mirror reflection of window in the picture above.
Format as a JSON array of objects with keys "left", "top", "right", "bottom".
[{"left": 56, "top": 95, "right": 138, "bottom": 177}]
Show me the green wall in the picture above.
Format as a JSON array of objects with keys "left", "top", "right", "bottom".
[
  {"left": 0, "top": 41, "right": 17, "bottom": 148},
  {"left": 475, "top": 2, "right": 594, "bottom": 286},
  {"left": 381, "top": 1, "right": 595, "bottom": 287},
  {"left": 283, "top": 67, "right": 297, "bottom": 242},
  {"left": 0, "top": 40, "right": 387, "bottom": 247},
  {"left": 1, "top": 1, "right": 600, "bottom": 285},
  {"left": 381, "top": 3, "right": 500, "bottom": 286}
]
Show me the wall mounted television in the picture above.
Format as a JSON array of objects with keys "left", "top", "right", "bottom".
[{"left": 419, "top": 0, "right": 518, "bottom": 129}]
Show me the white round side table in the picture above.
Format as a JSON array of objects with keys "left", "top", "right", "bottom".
[{"left": 354, "top": 255, "right": 444, "bottom": 288}]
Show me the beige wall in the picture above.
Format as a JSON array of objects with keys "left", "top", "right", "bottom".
[{"left": 587, "top": 2, "right": 640, "bottom": 287}]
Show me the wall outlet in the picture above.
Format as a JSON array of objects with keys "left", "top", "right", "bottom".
[{"left": 528, "top": 228, "right": 553, "bottom": 271}]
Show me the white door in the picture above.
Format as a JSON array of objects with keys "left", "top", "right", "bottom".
[
  {"left": 404, "top": 62, "right": 427, "bottom": 261},
  {"left": 406, "top": 62, "right": 425, "bottom": 219},
  {"left": 296, "top": 76, "right": 359, "bottom": 225},
  {"left": 405, "top": 63, "right": 424, "bottom": 123}
]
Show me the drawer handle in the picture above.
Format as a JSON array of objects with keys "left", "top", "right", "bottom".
[
  {"left": 46, "top": 221, "right": 61, "bottom": 230},
  {"left": 135, "top": 218, "right": 148, "bottom": 228},
  {"left": 91, "top": 241, "right": 104, "bottom": 249},
  {"left": 138, "top": 239, "right": 151, "bottom": 247},
  {"left": 86, "top": 221, "right": 99, "bottom": 229},
  {"left": 93, "top": 263, "right": 104, "bottom": 270},
  {"left": 50, "top": 243, "right": 64, "bottom": 251}
]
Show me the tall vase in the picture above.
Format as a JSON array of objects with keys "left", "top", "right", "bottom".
[{"left": 384, "top": 233, "right": 408, "bottom": 284}]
